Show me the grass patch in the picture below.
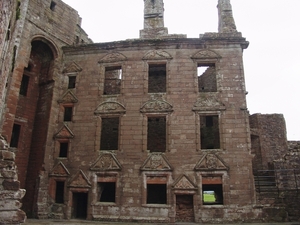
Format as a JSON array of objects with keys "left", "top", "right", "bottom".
[{"left": 203, "top": 193, "right": 215, "bottom": 202}]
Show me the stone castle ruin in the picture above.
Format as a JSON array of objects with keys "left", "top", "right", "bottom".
[{"left": 0, "top": 0, "right": 299, "bottom": 224}]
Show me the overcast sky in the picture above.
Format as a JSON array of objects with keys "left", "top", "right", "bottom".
[{"left": 62, "top": 0, "right": 300, "bottom": 141}]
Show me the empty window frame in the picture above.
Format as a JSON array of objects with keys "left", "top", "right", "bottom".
[
  {"left": 98, "top": 182, "right": 116, "bottom": 203},
  {"left": 68, "top": 76, "right": 76, "bottom": 89},
  {"left": 10, "top": 124, "right": 21, "bottom": 148},
  {"left": 197, "top": 63, "right": 217, "bottom": 92},
  {"left": 147, "top": 117, "right": 166, "bottom": 152},
  {"left": 19, "top": 75, "right": 30, "bottom": 96},
  {"left": 202, "top": 176, "right": 223, "bottom": 205},
  {"left": 104, "top": 66, "right": 122, "bottom": 95},
  {"left": 50, "top": 1, "right": 56, "bottom": 11},
  {"left": 59, "top": 142, "right": 68, "bottom": 158},
  {"left": 63, "top": 106, "right": 73, "bottom": 121},
  {"left": 55, "top": 181, "right": 65, "bottom": 203},
  {"left": 200, "top": 115, "right": 220, "bottom": 149},
  {"left": 148, "top": 64, "right": 166, "bottom": 93},
  {"left": 100, "top": 117, "right": 119, "bottom": 150},
  {"left": 146, "top": 176, "right": 167, "bottom": 204}
]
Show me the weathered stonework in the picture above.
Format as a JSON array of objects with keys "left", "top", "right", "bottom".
[{"left": 0, "top": 0, "right": 299, "bottom": 223}]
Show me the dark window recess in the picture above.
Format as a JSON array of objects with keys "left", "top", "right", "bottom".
[
  {"left": 202, "top": 184, "right": 223, "bottom": 205},
  {"left": 147, "top": 117, "right": 166, "bottom": 152},
  {"left": 64, "top": 107, "right": 73, "bottom": 121},
  {"left": 50, "top": 1, "right": 56, "bottom": 11},
  {"left": 55, "top": 181, "right": 64, "bottom": 203},
  {"left": 59, "top": 142, "right": 68, "bottom": 158},
  {"left": 19, "top": 75, "right": 29, "bottom": 96},
  {"left": 10, "top": 124, "right": 21, "bottom": 148},
  {"left": 147, "top": 184, "right": 167, "bottom": 204},
  {"left": 198, "top": 64, "right": 217, "bottom": 92},
  {"left": 68, "top": 76, "right": 76, "bottom": 89},
  {"left": 148, "top": 64, "right": 166, "bottom": 93},
  {"left": 98, "top": 182, "right": 116, "bottom": 202},
  {"left": 104, "top": 66, "right": 122, "bottom": 95},
  {"left": 200, "top": 115, "right": 220, "bottom": 149},
  {"left": 100, "top": 117, "right": 119, "bottom": 150}
]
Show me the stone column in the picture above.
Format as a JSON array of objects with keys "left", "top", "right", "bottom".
[
  {"left": 217, "top": 0, "right": 237, "bottom": 33},
  {"left": 0, "top": 135, "right": 26, "bottom": 224}
]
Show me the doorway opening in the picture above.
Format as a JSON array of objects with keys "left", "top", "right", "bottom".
[
  {"left": 176, "top": 195, "right": 194, "bottom": 222},
  {"left": 72, "top": 192, "right": 88, "bottom": 219}
]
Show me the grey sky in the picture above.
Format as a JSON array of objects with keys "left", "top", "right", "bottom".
[{"left": 62, "top": 0, "right": 300, "bottom": 140}]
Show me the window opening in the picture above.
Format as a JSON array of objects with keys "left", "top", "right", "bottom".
[
  {"left": 147, "top": 184, "right": 167, "bottom": 204},
  {"left": 10, "top": 124, "right": 21, "bottom": 148},
  {"left": 72, "top": 192, "right": 88, "bottom": 219},
  {"left": 98, "top": 182, "right": 116, "bottom": 202},
  {"left": 147, "top": 117, "right": 166, "bottom": 152},
  {"left": 55, "top": 181, "right": 64, "bottom": 203},
  {"left": 19, "top": 75, "right": 30, "bottom": 96},
  {"left": 148, "top": 64, "right": 166, "bottom": 93},
  {"left": 202, "top": 176, "right": 223, "bottom": 205},
  {"left": 63, "top": 106, "right": 73, "bottom": 121},
  {"left": 100, "top": 117, "right": 119, "bottom": 150},
  {"left": 68, "top": 76, "right": 76, "bottom": 89},
  {"left": 59, "top": 142, "right": 68, "bottom": 158},
  {"left": 50, "top": 1, "right": 56, "bottom": 11},
  {"left": 200, "top": 115, "right": 220, "bottom": 149},
  {"left": 104, "top": 66, "right": 122, "bottom": 95},
  {"left": 197, "top": 63, "right": 217, "bottom": 92}
]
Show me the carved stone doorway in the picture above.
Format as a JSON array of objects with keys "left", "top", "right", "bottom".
[
  {"left": 175, "top": 195, "right": 194, "bottom": 222},
  {"left": 72, "top": 192, "right": 88, "bottom": 219}
]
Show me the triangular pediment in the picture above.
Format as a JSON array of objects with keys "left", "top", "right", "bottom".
[
  {"left": 63, "top": 62, "right": 82, "bottom": 73},
  {"left": 143, "top": 50, "right": 172, "bottom": 60},
  {"left": 140, "top": 99, "right": 173, "bottom": 113},
  {"left": 99, "top": 52, "right": 127, "bottom": 63},
  {"left": 141, "top": 153, "right": 172, "bottom": 171},
  {"left": 94, "top": 101, "right": 126, "bottom": 115},
  {"left": 194, "top": 153, "right": 229, "bottom": 171},
  {"left": 173, "top": 175, "right": 197, "bottom": 190},
  {"left": 50, "top": 162, "right": 70, "bottom": 177},
  {"left": 54, "top": 124, "right": 74, "bottom": 139},
  {"left": 193, "top": 96, "right": 225, "bottom": 111},
  {"left": 191, "top": 50, "right": 221, "bottom": 60},
  {"left": 57, "top": 90, "right": 78, "bottom": 104},
  {"left": 90, "top": 152, "right": 122, "bottom": 171},
  {"left": 68, "top": 170, "right": 91, "bottom": 188}
]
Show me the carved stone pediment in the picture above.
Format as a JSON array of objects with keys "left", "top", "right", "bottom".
[
  {"left": 193, "top": 96, "right": 225, "bottom": 111},
  {"left": 141, "top": 153, "right": 172, "bottom": 171},
  {"left": 58, "top": 90, "right": 78, "bottom": 104},
  {"left": 68, "top": 170, "right": 91, "bottom": 188},
  {"left": 143, "top": 50, "right": 172, "bottom": 60},
  {"left": 94, "top": 101, "right": 126, "bottom": 115},
  {"left": 99, "top": 52, "right": 127, "bottom": 63},
  {"left": 90, "top": 152, "right": 122, "bottom": 171},
  {"left": 54, "top": 124, "right": 74, "bottom": 139},
  {"left": 140, "top": 99, "right": 173, "bottom": 113},
  {"left": 194, "top": 153, "right": 229, "bottom": 171},
  {"left": 50, "top": 162, "right": 70, "bottom": 177},
  {"left": 173, "top": 175, "right": 197, "bottom": 190},
  {"left": 191, "top": 50, "right": 221, "bottom": 60},
  {"left": 63, "top": 62, "right": 82, "bottom": 73}
]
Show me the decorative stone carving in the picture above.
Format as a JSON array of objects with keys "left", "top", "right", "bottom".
[
  {"left": 68, "top": 170, "right": 91, "bottom": 188},
  {"left": 193, "top": 95, "right": 225, "bottom": 111},
  {"left": 57, "top": 90, "right": 78, "bottom": 104},
  {"left": 54, "top": 124, "right": 74, "bottom": 139},
  {"left": 194, "top": 153, "right": 229, "bottom": 171},
  {"left": 50, "top": 162, "right": 70, "bottom": 177},
  {"left": 140, "top": 98, "right": 173, "bottom": 113},
  {"left": 90, "top": 152, "right": 122, "bottom": 171},
  {"left": 99, "top": 52, "right": 127, "bottom": 63},
  {"left": 94, "top": 101, "right": 126, "bottom": 115},
  {"left": 141, "top": 153, "right": 172, "bottom": 171},
  {"left": 191, "top": 50, "right": 221, "bottom": 60},
  {"left": 173, "top": 175, "right": 197, "bottom": 190},
  {"left": 63, "top": 61, "right": 82, "bottom": 73},
  {"left": 143, "top": 50, "right": 172, "bottom": 60}
]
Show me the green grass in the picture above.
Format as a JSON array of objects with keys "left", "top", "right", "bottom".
[{"left": 203, "top": 193, "right": 215, "bottom": 202}]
